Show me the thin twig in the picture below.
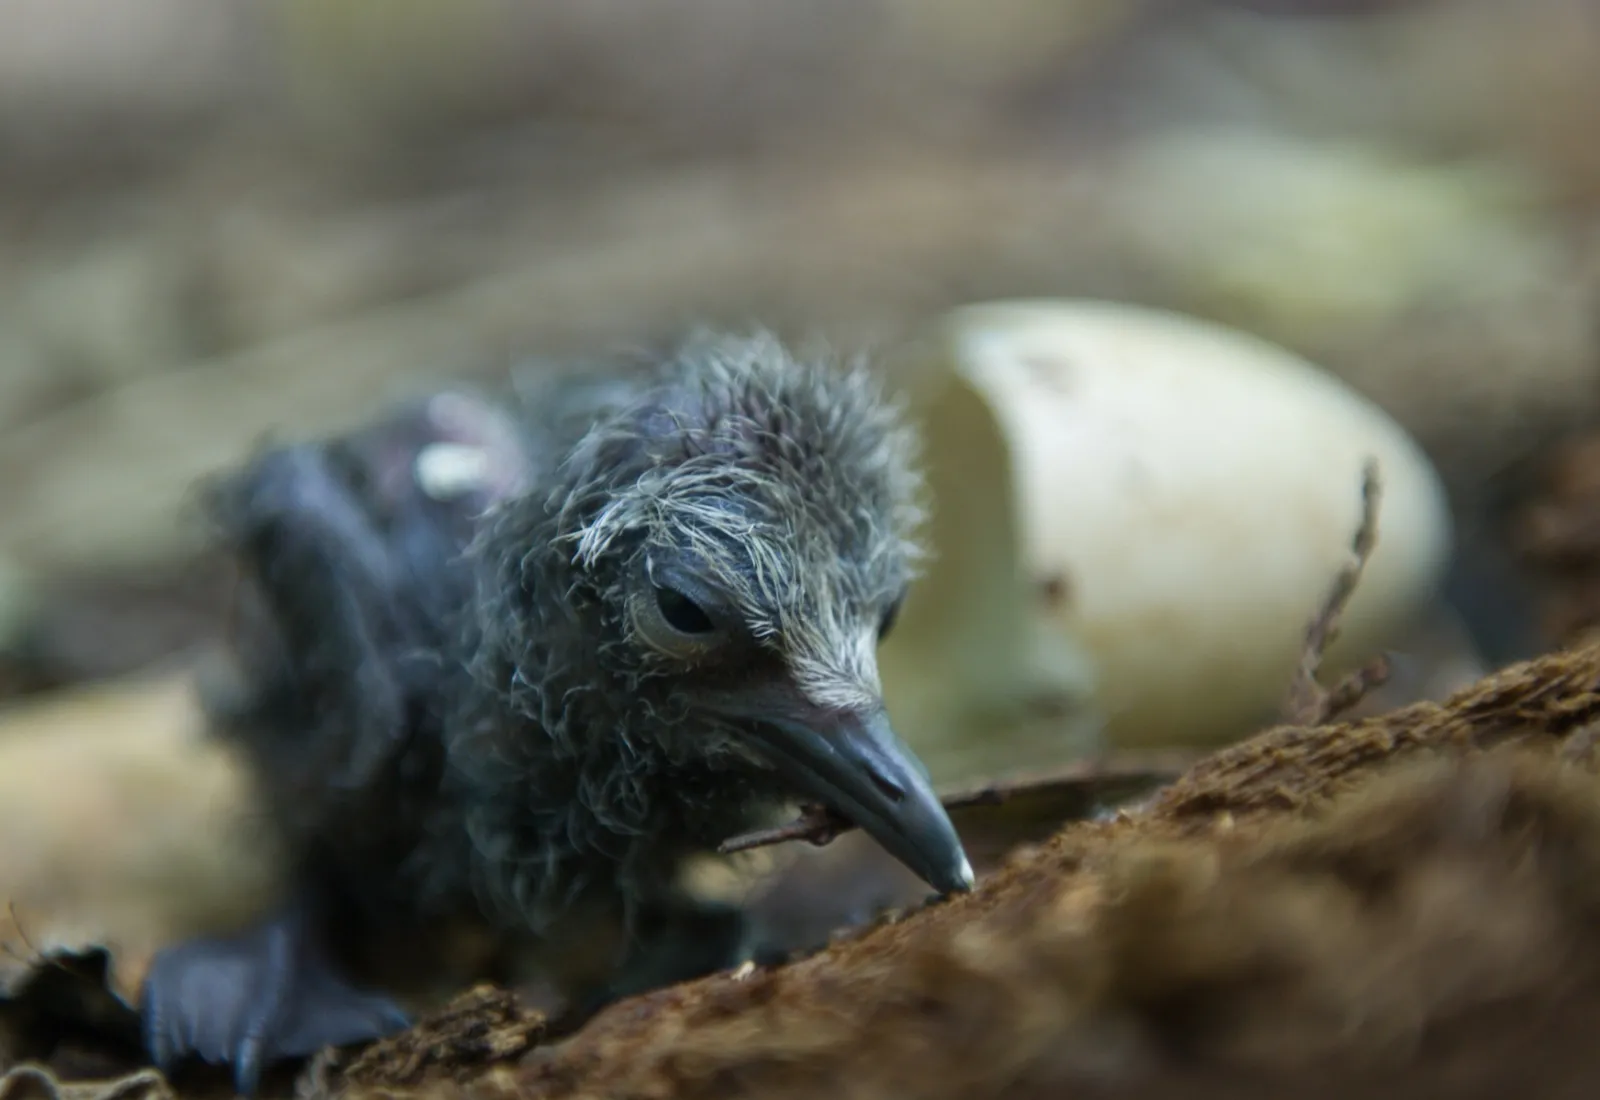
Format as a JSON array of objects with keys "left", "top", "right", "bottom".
[
  {"left": 933, "top": 751, "right": 1198, "bottom": 813},
  {"left": 1321, "top": 657, "right": 1393, "bottom": 722},
  {"left": 717, "top": 751, "right": 1196, "bottom": 856},
  {"left": 718, "top": 804, "right": 851, "bottom": 855},
  {"left": 1282, "top": 460, "right": 1388, "bottom": 725}
]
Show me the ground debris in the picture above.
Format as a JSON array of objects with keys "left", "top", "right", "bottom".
[{"left": 297, "top": 987, "right": 544, "bottom": 1099}]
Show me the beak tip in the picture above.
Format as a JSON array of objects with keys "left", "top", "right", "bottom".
[
  {"left": 932, "top": 851, "right": 976, "bottom": 896},
  {"left": 748, "top": 702, "right": 978, "bottom": 895}
]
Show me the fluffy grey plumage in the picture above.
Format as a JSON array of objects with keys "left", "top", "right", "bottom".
[
  {"left": 139, "top": 330, "right": 972, "bottom": 1094},
  {"left": 444, "top": 333, "right": 925, "bottom": 918}
]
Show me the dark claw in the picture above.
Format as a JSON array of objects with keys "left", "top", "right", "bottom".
[{"left": 139, "top": 908, "right": 410, "bottom": 1095}]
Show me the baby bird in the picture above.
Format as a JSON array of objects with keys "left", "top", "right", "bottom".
[{"left": 138, "top": 331, "right": 973, "bottom": 1094}]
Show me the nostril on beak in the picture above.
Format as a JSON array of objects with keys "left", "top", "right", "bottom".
[{"left": 868, "top": 770, "right": 906, "bottom": 804}]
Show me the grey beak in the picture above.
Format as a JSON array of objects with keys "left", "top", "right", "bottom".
[{"left": 748, "top": 706, "right": 975, "bottom": 896}]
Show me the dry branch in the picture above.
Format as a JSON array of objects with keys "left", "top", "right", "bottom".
[
  {"left": 717, "top": 805, "right": 851, "bottom": 856},
  {"left": 1282, "top": 459, "right": 1391, "bottom": 725},
  {"left": 717, "top": 752, "right": 1195, "bottom": 856}
]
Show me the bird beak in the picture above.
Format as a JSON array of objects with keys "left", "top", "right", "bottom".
[{"left": 746, "top": 703, "right": 975, "bottom": 896}]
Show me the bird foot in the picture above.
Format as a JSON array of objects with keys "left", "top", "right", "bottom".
[{"left": 139, "top": 906, "right": 410, "bottom": 1096}]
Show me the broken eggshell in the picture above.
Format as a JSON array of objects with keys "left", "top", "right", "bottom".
[{"left": 880, "top": 299, "right": 1452, "bottom": 779}]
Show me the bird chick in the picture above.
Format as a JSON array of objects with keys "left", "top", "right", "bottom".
[{"left": 138, "top": 331, "right": 973, "bottom": 1094}]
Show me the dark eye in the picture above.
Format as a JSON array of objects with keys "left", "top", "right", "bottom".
[
  {"left": 878, "top": 595, "right": 904, "bottom": 641},
  {"left": 654, "top": 585, "right": 716, "bottom": 635}
]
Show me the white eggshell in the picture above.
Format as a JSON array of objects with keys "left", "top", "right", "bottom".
[
  {"left": 892, "top": 299, "right": 1453, "bottom": 758},
  {"left": 878, "top": 356, "right": 1103, "bottom": 783}
]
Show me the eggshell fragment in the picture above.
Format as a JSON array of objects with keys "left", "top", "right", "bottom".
[{"left": 883, "top": 299, "right": 1452, "bottom": 772}]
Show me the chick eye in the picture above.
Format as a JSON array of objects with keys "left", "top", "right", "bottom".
[
  {"left": 878, "top": 596, "right": 904, "bottom": 641},
  {"left": 654, "top": 585, "right": 716, "bottom": 635}
]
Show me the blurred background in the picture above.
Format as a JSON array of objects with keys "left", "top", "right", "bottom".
[{"left": 3, "top": 0, "right": 1600, "bottom": 723}]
